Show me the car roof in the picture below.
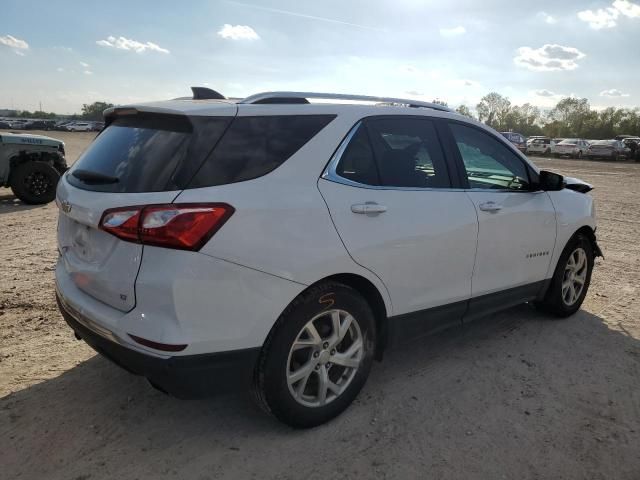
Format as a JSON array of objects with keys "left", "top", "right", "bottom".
[
  {"left": 106, "top": 90, "right": 456, "bottom": 118},
  {"left": 105, "top": 88, "right": 539, "bottom": 172}
]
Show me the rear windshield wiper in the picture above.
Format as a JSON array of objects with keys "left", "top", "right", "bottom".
[{"left": 72, "top": 169, "right": 119, "bottom": 184}]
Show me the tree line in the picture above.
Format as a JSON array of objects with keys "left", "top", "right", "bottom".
[
  {"left": 5, "top": 96, "right": 640, "bottom": 139},
  {"left": 3, "top": 101, "right": 114, "bottom": 121},
  {"left": 453, "top": 93, "right": 640, "bottom": 139}
]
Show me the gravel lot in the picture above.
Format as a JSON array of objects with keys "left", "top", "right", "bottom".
[{"left": 1, "top": 130, "right": 639, "bottom": 479}]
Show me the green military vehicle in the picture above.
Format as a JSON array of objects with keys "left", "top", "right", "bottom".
[{"left": 0, "top": 132, "right": 68, "bottom": 204}]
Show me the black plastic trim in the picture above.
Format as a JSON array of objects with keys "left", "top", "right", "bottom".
[
  {"left": 386, "top": 280, "right": 547, "bottom": 346},
  {"left": 56, "top": 294, "right": 260, "bottom": 398}
]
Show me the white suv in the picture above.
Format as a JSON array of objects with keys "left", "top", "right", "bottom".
[
  {"left": 55, "top": 90, "right": 602, "bottom": 428},
  {"left": 66, "top": 122, "right": 93, "bottom": 132}
]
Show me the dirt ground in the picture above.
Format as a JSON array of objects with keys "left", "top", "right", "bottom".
[{"left": 1, "top": 130, "right": 639, "bottom": 479}]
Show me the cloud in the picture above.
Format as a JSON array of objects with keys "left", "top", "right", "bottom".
[
  {"left": 57, "top": 67, "right": 64, "bottom": 72},
  {"left": 534, "top": 89, "right": 556, "bottom": 97},
  {"left": 460, "top": 79, "right": 480, "bottom": 87},
  {"left": 0, "top": 34, "right": 29, "bottom": 50},
  {"left": 613, "top": 0, "right": 640, "bottom": 17},
  {"left": 578, "top": 7, "right": 620, "bottom": 28},
  {"left": 600, "top": 88, "right": 630, "bottom": 97},
  {"left": 80, "top": 61, "right": 90, "bottom": 67},
  {"left": 578, "top": 1, "right": 640, "bottom": 28},
  {"left": 514, "top": 44, "right": 586, "bottom": 71},
  {"left": 83, "top": 70, "right": 93, "bottom": 75},
  {"left": 538, "top": 11, "right": 557, "bottom": 24},
  {"left": 217, "top": 24, "right": 260, "bottom": 40},
  {"left": 96, "top": 36, "right": 170, "bottom": 54},
  {"left": 14, "top": 50, "right": 25, "bottom": 56},
  {"left": 405, "top": 90, "right": 424, "bottom": 96},
  {"left": 439, "top": 26, "right": 466, "bottom": 36}
]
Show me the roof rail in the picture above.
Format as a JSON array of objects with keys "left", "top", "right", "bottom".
[{"left": 239, "top": 91, "right": 454, "bottom": 112}]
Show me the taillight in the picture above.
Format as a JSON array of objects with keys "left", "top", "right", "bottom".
[{"left": 99, "top": 203, "right": 234, "bottom": 251}]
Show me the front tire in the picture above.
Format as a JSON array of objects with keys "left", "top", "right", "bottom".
[
  {"left": 254, "top": 282, "right": 376, "bottom": 428},
  {"left": 10, "top": 161, "right": 60, "bottom": 204},
  {"left": 537, "top": 234, "right": 594, "bottom": 317}
]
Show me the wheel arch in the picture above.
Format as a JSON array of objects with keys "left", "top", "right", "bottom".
[
  {"left": 321, "top": 273, "right": 389, "bottom": 360},
  {"left": 573, "top": 225, "right": 603, "bottom": 258},
  {"left": 268, "top": 273, "right": 391, "bottom": 361}
]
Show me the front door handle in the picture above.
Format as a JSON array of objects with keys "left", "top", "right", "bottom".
[
  {"left": 478, "top": 201, "right": 503, "bottom": 212},
  {"left": 351, "top": 202, "right": 387, "bottom": 215}
]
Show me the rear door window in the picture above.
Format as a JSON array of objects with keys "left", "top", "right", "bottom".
[
  {"left": 366, "top": 117, "right": 451, "bottom": 188},
  {"left": 334, "top": 117, "right": 451, "bottom": 188}
]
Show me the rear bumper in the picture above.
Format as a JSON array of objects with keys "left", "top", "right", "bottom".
[{"left": 56, "top": 293, "right": 260, "bottom": 398}]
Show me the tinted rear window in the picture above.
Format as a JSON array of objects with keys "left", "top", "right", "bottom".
[
  {"left": 67, "top": 114, "right": 230, "bottom": 193},
  {"left": 188, "top": 115, "right": 335, "bottom": 188}
]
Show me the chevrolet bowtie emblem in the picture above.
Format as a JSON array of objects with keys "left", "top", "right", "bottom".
[{"left": 60, "top": 200, "right": 72, "bottom": 213}]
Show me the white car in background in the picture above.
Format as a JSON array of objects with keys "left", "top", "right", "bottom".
[
  {"left": 526, "top": 137, "right": 555, "bottom": 156},
  {"left": 55, "top": 89, "right": 602, "bottom": 428},
  {"left": 66, "top": 122, "right": 93, "bottom": 132},
  {"left": 554, "top": 138, "right": 590, "bottom": 158}
]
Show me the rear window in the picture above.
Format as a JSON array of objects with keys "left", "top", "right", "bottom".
[
  {"left": 68, "top": 114, "right": 231, "bottom": 193},
  {"left": 188, "top": 115, "right": 335, "bottom": 188},
  {"left": 68, "top": 114, "right": 334, "bottom": 192}
]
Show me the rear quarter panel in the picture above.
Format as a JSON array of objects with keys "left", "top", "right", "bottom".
[{"left": 173, "top": 107, "right": 394, "bottom": 316}]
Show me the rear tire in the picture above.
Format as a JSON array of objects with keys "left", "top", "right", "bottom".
[
  {"left": 10, "top": 161, "right": 60, "bottom": 204},
  {"left": 537, "top": 233, "right": 594, "bottom": 317},
  {"left": 254, "top": 282, "right": 376, "bottom": 428}
]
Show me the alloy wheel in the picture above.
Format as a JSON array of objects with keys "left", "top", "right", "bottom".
[
  {"left": 286, "top": 309, "right": 363, "bottom": 407},
  {"left": 562, "top": 247, "right": 588, "bottom": 306}
]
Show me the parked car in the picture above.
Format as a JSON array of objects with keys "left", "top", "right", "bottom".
[
  {"left": 55, "top": 89, "right": 601, "bottom": 428},
  {"left": 90, "top": 121, "right": 105, "bottom": 132},
  {"left": 8, "top": 119, "right": 29, "bottom": 130},
  {"left": 66, "top": 122, "right": 93, "bottom": 132},
  {"left": 554, "top": 138, "right": 590, "bottom": 158},
  {"left": 622, "top": 137, "right": 640, "bottom": 160},
  {"left": 53, "top": 121, "right": 71, "bottom": 131},
  {"left": 24, "top": 120, "right": 55, "bottom": 131},
  {"left": 586, "top": 140, "right": 629, "bottom": 160},
  {"left": 500, "top": 131, "right": 527, "bottom": 153},
  {"left": 0, "top": 131, "right": 67, "bottom": 203},
  {"left": 526, "top": 137, "right": 555, "bottom": 156},
  {"left": 0, "top": 120, "right": 11, "bottom": 129}
]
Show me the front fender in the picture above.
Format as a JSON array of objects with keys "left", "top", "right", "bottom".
[{"left": 545, "top": 189, "right": 597, "bottom": 277}]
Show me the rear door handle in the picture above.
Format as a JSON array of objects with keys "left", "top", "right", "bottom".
[
  {"left": 351, "top": 203, "right": 387, "bottom": 215},
  {"left": 478, "top": 201, "right": 502, "bottom": 212}
]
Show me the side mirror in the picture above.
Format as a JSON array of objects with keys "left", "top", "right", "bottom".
[{"left": 539, "top": 170, "right": 564, "bottom": 191}]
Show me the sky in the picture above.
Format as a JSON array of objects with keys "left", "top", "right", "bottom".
[{"left": 0, "top": 0, "right": 639, "bottom": 114}]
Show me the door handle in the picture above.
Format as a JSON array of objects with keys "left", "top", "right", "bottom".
[
  {"left": 478, "top": 201, "right": 503, "bottom": 212},
  {"left": 351, "top": 202, "right": 387, "bottom": 215}
]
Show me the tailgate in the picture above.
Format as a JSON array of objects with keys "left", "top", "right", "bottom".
[{"left": 57, "top": 177, "right": 179, "bottom": 312}]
